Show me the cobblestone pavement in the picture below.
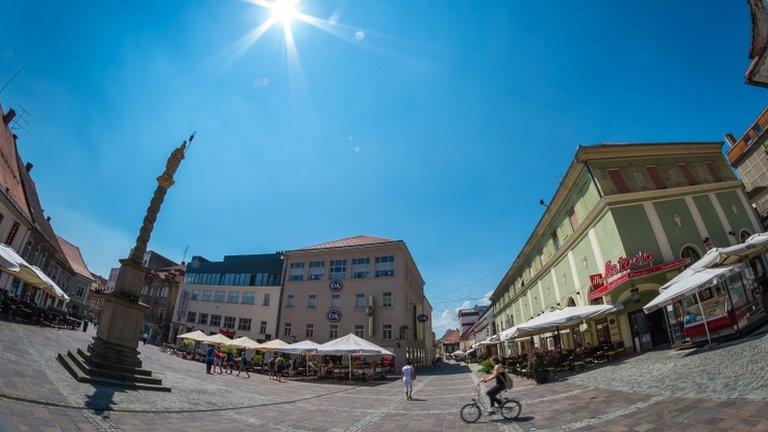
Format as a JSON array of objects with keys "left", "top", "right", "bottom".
[{"left": 2, "top": 320, "right": 768, "bottom": 431}]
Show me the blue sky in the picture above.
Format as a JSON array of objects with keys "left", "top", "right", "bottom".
[{"left": 0, "top": 1, "right": 764, "bottom": 335}]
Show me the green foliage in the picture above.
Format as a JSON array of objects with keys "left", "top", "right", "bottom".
[
  {"left": 479, "top": 358, "right": 493, "bottom": 374},
  {"left": 220, "top": 344, "right": 238, "bottom": 355},
  {"left": 251, "top": 354, "right": 263, "bottom": 365},
  {"left": 527, "top": 349, "right": 547, "bottom": 373},
  {"left": 182, "top": 339, "right": 196, "bottom": 349}
]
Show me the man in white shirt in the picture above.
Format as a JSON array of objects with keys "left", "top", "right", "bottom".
[{"left": 401, "top": 359, "right": 415, "bottom": 400}]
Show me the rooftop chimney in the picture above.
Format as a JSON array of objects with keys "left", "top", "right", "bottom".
[
  {"left": 725, "top": 133, "right": 737, "bottom": 148},
  {"left": 46, "top": 216, "right": 51, "bottom": 222},
  {"left": 2, "top": 109, "right": 16, "bottom": 125},
  {"left": 25, "top": 162, "right": 33, "bottom": 173}
]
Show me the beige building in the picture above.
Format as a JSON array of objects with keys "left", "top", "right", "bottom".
[
  {"left": 278, "top": 235, "right": 434, "bottom": 367},
  {"left": 169, "top": 253, "right": 283, "bottom": 342},
  {"left": 726, "top": 107, "right": 768, "bottom": 224}
]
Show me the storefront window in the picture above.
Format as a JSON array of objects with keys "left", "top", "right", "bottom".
[{"left": 594, "top": 318, "right": 611, "bottom": 345}]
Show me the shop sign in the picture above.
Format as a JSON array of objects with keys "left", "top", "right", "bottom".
[
  {"left": 329, "top": 280, "right": 343, "bottom": 292},
  {"left": 588, "top": 257, "right": 689, "bottom": 300},
  {"left": 220, "top": 329, "right": 236, "bottom": 338},
  {"left": 603, "top": 251, "right": 655, "bottom": 279},
  {"left": 326, "top": 309, "right": 342, "bottom": 322},
  {"left": 417, "top": 314, "right": 429, "bottom": 323},
  {"left": 4, "top": 221, "right": 19, "bottom": 246}
]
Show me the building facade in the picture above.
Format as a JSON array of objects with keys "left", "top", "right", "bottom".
[
  {"left": 726, "top": 107, "right": 768, "bottom": 224},
  {"left": 169, "top": 253, "right": 283, "bottom": 342},
  {"left": 489, "top": 143, "right": 761, "bottom": 355},
  {"left": 278, "top": 235, "right": 434, "bottom": 367},
  {"left": 86, "top": 273, "right": 106, "bottom": 322},
  {"left": 140, "top": 265, "right": 184, "bottom": 344},
  {"left": 746, "top": 0, "right": 768, "bottom": 87},
  {"left": 436, "top": 329, "right": 460, "bottom": 357},
  {"left": 57, "top": 235, "right": 95, "bottom": 319}
]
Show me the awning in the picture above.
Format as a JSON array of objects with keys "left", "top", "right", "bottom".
[
  {"left": 589, "top": 258, "right": 688, "bottom": 300},
  {"left": 316, "top": 333, "right": 388, "bottom": 355},
  {"left": 258, "top": 338, "right": 290, "bottom": 352},
  {"left": 506, "top": 305, "right": 620, "bottom": 339},
  {"left": 643, "top": 264, "right": 740, "bottom": 313},
  {"left": 177, "top": 330, "right": 209, "bottom": 342},
  {"left": 477, "top": 334, "right": 501, "bottom": 346},
  {"left": 203, "top": 333, "right": 232, "bottom": 345},
  {"left": 0, "top": 243, "right": 69, "bottom": 301},
  {"left": 499, "top": 326, "right": 519, "bottom": 342},
  {"left": 229, "top": 336, "right": 262, "bottom": 349},
  {"left": 278, "top": 339, "right": 320, "bottom": 354}
]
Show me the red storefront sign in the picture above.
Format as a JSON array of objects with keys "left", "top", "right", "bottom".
[
  {"left": 588, "top": 252, "right": 688, "bottom": 300},
  {"left": 220, "top": 329, "right": 236, "bottom": 338},
  {"left": 4, "top": 221, "right": 19, "bottom": 245}
]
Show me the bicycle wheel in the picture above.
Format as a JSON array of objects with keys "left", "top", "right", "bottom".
[
  {"left": 460, "top": 403, "right": 482, "bottom": 423},
  {"left": 500, "top": 399, "right": 522, "bottom": 420}
]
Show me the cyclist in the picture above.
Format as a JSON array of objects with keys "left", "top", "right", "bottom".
[{"left": 481, "top": 356, "right": 508, "bottom": 415}]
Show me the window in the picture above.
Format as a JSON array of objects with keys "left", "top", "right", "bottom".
[
  {"left": 214, "top": 290, "right": 226, "bottom": 303},
  {"left": 305, "top": 324, "right": 314, "bottom": 338},
  {"left": 307, "top": 294, "right": 317, "bottom": 308},
  {"left": 210, "top": 315, "right": 221, "bottom": 327},
  {"left": 283, "top": 323, "right": 292, "bottom": 337},
  {"left": 238, "top": 318, "right": 251, "bottom": 331},
  {"left": 646, "top": 166, "right": 667, "bottom": 189},
  {"left": 191, "top": 289, "right": 201, "bottom": 300},
  {"left": 309, "top": 261, "right": 325, "bottom": 280},
  {"left": 567, "top": 206, "right": 578, "bottom": 231},
  {"left": 259, "top": 321, "right": 268, "bottom": 334},
  {"left": 382, "top": 324, "right": 392, "bottom": 340},
  {"left": 286, "top": 293, "right": 295, "bottom": 308},
  {"left": 289, "top": 262, "right": 305, "bottom": 281},
  {"left": 681, "top": 246, "right": 701, "bottom": 267},
  {"left": 354, "top": 324, "right": 365, "bottom": 338},
  {"left": 228, "top": 291, "right": 240, "bottom": 304},
  {"left": 76, "top": 286, "right": 85, "bottom": 297},
  {"left": 329, "top": 324, "right": 339, "bottom": 339},
  {"left": 198, "top": 313, "right": 208, "bottom": 325},
  {"left": 352, "top": 258, "right": 370, "bottom": 279},
  {"left": 242, "top": 292, "right": 255, "bottom": 304},
  {"left": 329, "top": 259, "right": 347, "bottom": 280},
  {"left": 678, "top": 164, "right": 698, "bottom": 186},
  {"left": 607, "top": 169, "right": 630, "bottom": 193},
  {"left": 382, "top": 292, "right": 392, "bottom": 307},
  {"left": 375, "top": 255, "right": 395, "bottom": 277},
  {"left": 704, "top": 162, "right": 722, "bottom": 182},
  {"left": 223, "top": 316, "right": 236, "bottom": 329},
  {"left": 551, "top": 231, "right": 560, "bottom": 250},
  {"left": 186, "top": 311, "right": 196, "bottom": 323},
  {"left": 355, "top": 293, "right": 366, "bottom": 308},
  {"left": 331, "top": 293, "right": 340, "bottom": 308},
  {"left": 263, "top": 293, "right": 271, "bottom": 306},
  {"left": 202, "top": 290, "right": 213, "bottom": 302}
]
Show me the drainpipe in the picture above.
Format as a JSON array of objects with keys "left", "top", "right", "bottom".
[{"left": 583, "top": 159, "right": 604, "bottom": 198}]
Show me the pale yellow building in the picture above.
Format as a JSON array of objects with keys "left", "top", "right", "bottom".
[{"left": 278, "top": 235, "right": 434, "bottom": 367}]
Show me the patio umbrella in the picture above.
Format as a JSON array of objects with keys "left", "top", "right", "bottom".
[
  {"left": 512, "top": 304, "right": 620, "bottom": 339},
  {"left": 176, "top": 330, "right": 208, "bottom": 342},
  {"left": 229, "top": 336, "right": 262, "bottom": 349},
  {"left": 258, "top": 338, "right": 289, "bottom": 351},
  {"left": 279, "top": 340, "right": 321, "bottom": 378},
  {"left": 203, "top": 333, "right": 233, "bottom": 345},
  {"left": 0, "top": 244, "right": 68, "bottom": 302},
  {"left": 317, "top": 333, "right": 389, "bottom": 380}
]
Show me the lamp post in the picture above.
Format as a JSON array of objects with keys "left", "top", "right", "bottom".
[{"left": 58, "top": 134, "right": 194, "bottom": 391}]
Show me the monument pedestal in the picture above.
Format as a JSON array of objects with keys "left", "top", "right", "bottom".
[{"left": 58, "top": 258, "right": 171, "bottom": 391}]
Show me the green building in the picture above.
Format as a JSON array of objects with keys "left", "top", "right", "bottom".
[{"left": 489, "top": 142, "right": 761, "bottom": 354}]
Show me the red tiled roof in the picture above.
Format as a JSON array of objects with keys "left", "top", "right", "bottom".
[
  {"left": 438, "top": 329, "right": 460, "bottom": 345},
  {"left": 56, "top": 235, "right": 94, "bottom": 282},
  {"left": 299, "top": 235, "right": 396, "bottom": 250},
  {"left": 0, "top": 105, "right": 31, "bottom": 220}
]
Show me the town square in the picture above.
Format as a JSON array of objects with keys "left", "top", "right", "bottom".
[{"left": 1, "top": 1, "right": 768, "bottom": 431}]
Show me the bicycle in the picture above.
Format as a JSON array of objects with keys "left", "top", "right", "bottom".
[{"left": 460, "top": 382, "right": 522, "bottom": 423}]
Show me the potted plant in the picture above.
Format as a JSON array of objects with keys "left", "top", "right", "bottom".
[
  {"left": 479, "top": 358, "right": 493, "bottom": 374},
  {"left": 527, "top": 349, "right": 549, "bottom": 384}
]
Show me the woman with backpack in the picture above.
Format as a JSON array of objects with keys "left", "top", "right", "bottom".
[{"left": 482, "top": 356, "right": 509, "bottom": 415}]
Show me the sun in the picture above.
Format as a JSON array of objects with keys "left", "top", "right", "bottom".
[{"left": 269, "top": 0, "right": 299, "bottom": 24}]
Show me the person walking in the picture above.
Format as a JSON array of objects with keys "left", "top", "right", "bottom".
[
  {"left": 141, "top": 332, "right": 149, "bottom": 346},
  {"left": 482, "top": 356, "right": 508, "bottom": 415},
  {"left": 226, "top": 350, "right": 234, "bottom": 374},
  {"left": 236, "top": 354, "right": 250, "bottom": 379},
  {"left": 268, "top": 355, "right": 277, "bottom": 380},
  {"left": 275, "top": 355, "right": 285, "bottom": 382},
  {"left": 82, "top": 319, "right": 89, "bottom": 333},
  {"left": 214, "top": 347, "right": 224, "bottom": 374},
  {"left": 401, "top": 359, "right": 415, "bottom": 400},
  {"left": 205, "top": 344, "right": 215, "bottom": 374}
]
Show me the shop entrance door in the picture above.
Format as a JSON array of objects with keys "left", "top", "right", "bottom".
[
  {"left": 628, "top": 309, "right": 669, "bottom": 353},
  {"left": 646, "top": 308, "right": 670, "bottom": 348}
]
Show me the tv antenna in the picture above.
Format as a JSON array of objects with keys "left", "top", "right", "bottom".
[
  {"left": 0, "top": 67, "right": 23, "bottom": 95},
  {"left": 181, "top": 245, "right": 189, "bottom": 265}
]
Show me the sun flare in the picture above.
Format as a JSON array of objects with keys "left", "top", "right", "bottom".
[{"left": 269, "top": 0, "right": 299, "bottom": 24}]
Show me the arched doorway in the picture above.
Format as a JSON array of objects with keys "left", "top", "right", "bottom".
[
  {"left": 741, "top": 230, "right": 752, "bottom": 243},
  {"left": 680, "top": 245, "right": 702, "bottom": 267}
]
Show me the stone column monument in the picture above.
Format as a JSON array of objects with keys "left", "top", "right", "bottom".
[{"left": 58, "top": 134, "right": 194, "bottom": 392}]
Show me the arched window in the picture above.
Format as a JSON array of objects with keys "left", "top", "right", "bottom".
[
  {"left": 565, "top": 296, "right": 576, "bottom": 307},
  {"left": 740, "top": 230, "right": 752, "bottom": 243},
  {"left": 681, "top": 246, "right": 701, "bottom": 267}
]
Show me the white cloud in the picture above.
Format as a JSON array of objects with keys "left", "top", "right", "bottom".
[{"left": 432, "top": 309, "right": 458, "bottom": 336}]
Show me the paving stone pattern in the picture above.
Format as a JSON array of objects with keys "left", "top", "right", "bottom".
[{"left": 1, "top": 320, "right": 768, "bottom": 431}]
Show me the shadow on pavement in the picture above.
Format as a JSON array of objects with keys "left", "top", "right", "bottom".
[
  {"left": 84, "top": 385, "right": 124, "bottom": 413},
  {"left": 418, "top": 362, "right": 471, "bottom": 376}
]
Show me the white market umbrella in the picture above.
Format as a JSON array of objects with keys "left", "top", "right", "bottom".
[
  {"left": 512, "top": 304, "right": 620, "bottom": 340},
  {"left": 203, "top": 333, "right": 233, "bottom": 345},
  {"left": 258, "top": 338, "right": 289, "bottom": 352},
  {"left": 0, "top": 243, "right": 22, "bottom": 272},
  {"left": 0, "top": 243, "right": 68, "bottom": 302},
  {"left": 30, "top": 265, "right": 69, "bottom": 302},
  {"left": 229, "top": 336, "right": 262, "bottom": 349},
  {"left": 317, "top": 333, "right": 389, "bottom": 381},
  {"left": 643, "top": 264, "right": 740, "bottom": 314},
  {"left": 279, "top": 340, "right": 321, "bottom": 378},
  {"left": 177, "top": 330, "right": 208, "bottom": 342}
]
